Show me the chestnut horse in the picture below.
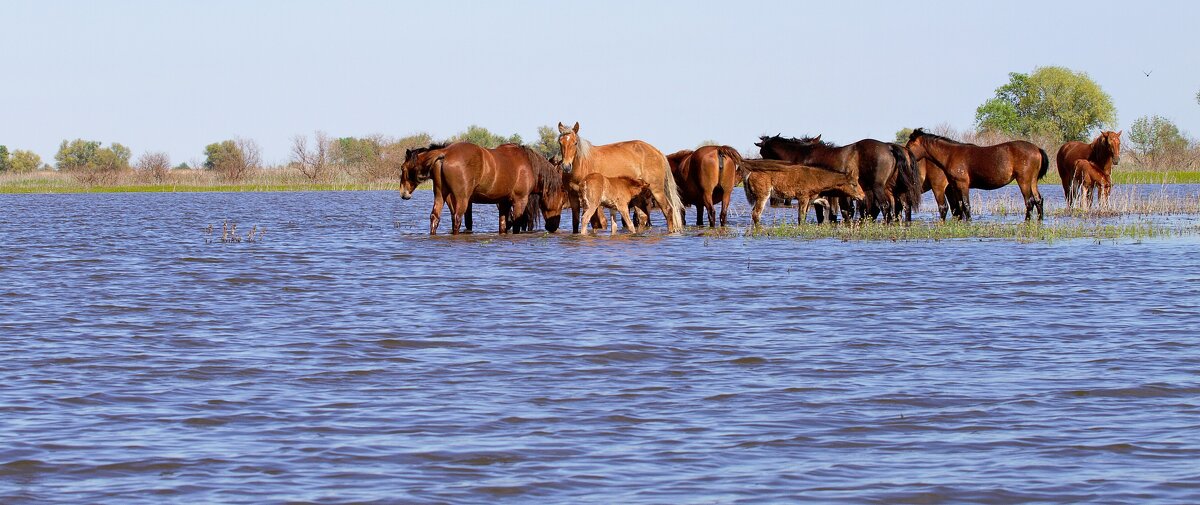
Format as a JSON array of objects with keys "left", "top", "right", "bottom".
[
  {"left": 578, "top": 174, "right": 650, "bottom": 235},
  {"left": 755, "top": 135, "right": 920, "bottom": 223},
  {"left": 399, "top": 142, "right": 561, "bottom": 234},
  {"left": 1071, "top": 159, "right": 1112, "bottom": 209},
  {"left": 1056, "top": 131, "right": 1121, "bottom": 208},
  {"left": 667, "top": 145, "right": 743, "bottom": 227},
  {"left": 905, "top": 128, "right": 1049, "bottom": 221},
  {"left": 557, "top": 122, "right": 684, "bottom": 233},
  {"left": 914, "top": 153, "right": 953, "bottom": 220},
  {"left": 741, "top": 159, "right": 867, "bottom": 226}
]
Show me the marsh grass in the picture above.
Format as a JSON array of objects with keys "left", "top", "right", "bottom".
[
  {"left": 0, "top": 169, "right": 425, "bottom": 194},
  {"left": 974, "top": 188, "right": 1200, "bottom": 217},
  {"left": 718, "top": 219, "right": 1187, "bottom": 243}
]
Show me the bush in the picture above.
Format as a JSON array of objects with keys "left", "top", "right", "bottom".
[
  {"left": 9, "top": 149, "right": 42, "bottom": 173},
  {"left": 204, "top": 138, "right": 260, "bottom": 181},
  {"left": 55, "top": 139, "right": 132, "bottom": 183},
  {"left": 135, "top": 151, "right": 171, "bottom": 183}
]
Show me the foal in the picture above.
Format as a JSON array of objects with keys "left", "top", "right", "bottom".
[
  {"left": 577, "top": 173, "right": 651, "bottom": 234},
  {"left": 1071, "top": 159, "right": 1112, "bottom": 209}
]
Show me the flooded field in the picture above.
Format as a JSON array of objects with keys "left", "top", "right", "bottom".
[{"left": 2, "top": 186, "right": 1200, "bottom": 503}]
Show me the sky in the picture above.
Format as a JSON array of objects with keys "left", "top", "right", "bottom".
[{"left": 2, "top": 0, "right": 1198, "bottom": 165}]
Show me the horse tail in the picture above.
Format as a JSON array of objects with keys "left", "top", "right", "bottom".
[
  {"left": 716, "top": 145, "right": 742, "bottom": 182},
  {"left": 889, "top": 143, "right": 920, "bottom": 212},
  {"left": 661, "top": 154, "right": 685, "bottom": 229},
  {"left": 1037, "top": 148, "right": 1050, "bottom": 180}
]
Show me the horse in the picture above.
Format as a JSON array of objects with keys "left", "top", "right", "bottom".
[
  {"left": 741, "top": 159, "right": 867, "bottom": 226},
  {"left": 557, "top": 122, "right": 684, "bottom": 233},
  {"left": 1056, "top": 131, "right": 1121, "bottom": 208},
  {"left": 905, "top": 128, "right": 1049, "bottom": 221},
  {"left": 1071, "top": 159, "right": 1112, "bottom": 209},
  {"left": 755, "top": 134, "right": 919, "bottom": 223},
  {"left": 914, "top": 155, "right": 954, "bottom": 220},
  {"left": 667, "top": 145, "right": 743, "bottom": 227},
  {"left": 399, "top": 142, "right": 560, "bottom": 234},
  {"left": 577, "top": 174, "right": 651, "bottom": 234}
]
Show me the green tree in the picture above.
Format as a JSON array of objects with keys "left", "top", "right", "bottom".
[
  {"left": 0, "top": 145, "right": 9, "bottom": 172},
  {"left": 333, "top": 136, "right": 382, "bottom": 166},
  {"left": 1128, "top": 115, "right": 1189, "bottom": 161},
  {"left": 451, "top": 124, "right": 522, "bottom": 148},
  {"left": 55, "top": 139, "right": 103, "bottom": 171},
  {"left": 894, "top": 127, "right": 914, "bottom": 144},
  {"left": 204, "top": 138, "right": 259, "bottom": 181},
  {"left": 9, "top": 150, "right": 43, "bottom": 173},
  {"left": 530, "top": 125, "right": 559, "bottom": 158},
  {"left": 975, "top": 66, "right": 1116, "bottom": 142}
]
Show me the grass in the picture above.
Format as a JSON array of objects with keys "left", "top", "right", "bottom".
[
  {"left": 706, "top": 219, "right": 1193, "bottom": 243},
  {"left": 0, "top": 169, "right": 420, "bottom": 194}
]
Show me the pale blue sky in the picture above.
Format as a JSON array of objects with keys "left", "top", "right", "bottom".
[{"left": 2, "top": 0, "right": 1198, "bottom": 165}]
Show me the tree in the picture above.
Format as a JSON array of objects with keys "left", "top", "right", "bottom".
[
  {"left": 1128, "top": 115, "right": 1189, "bottom": 164},
  {"left": 204, "top": 138, "right": 260, "bottom": 181},
  {"left": 135, "top": 151, "right": 171, "bottom": 183},
  {"left": 530, "top": 125, "right": 559, "bottom": 158},
  {"left": 9, "top": 150, "right": 42, "bottom": 173},
  {"left": 291, "top": 131, "right": 331, "bottom": 181},
  {"left": 55, "top": 139, "right": 103, "bottom": 171},
  {"left": 0, "top": 146, "right": 9, "bottom": 172},
  {"left": 451, "top": 124, "right": 522, "bottom": 148},
  {"left": 975, "top": 66, "right": 1116, "bottom": 143},
  {"left": 894, "top": 128, "right": 914, "bottom": 144}
]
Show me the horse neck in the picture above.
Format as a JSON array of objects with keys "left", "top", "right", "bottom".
[
  {"left": 922, "top": 137, "right": 956, "bottom": 164},
  {"left": 1088, "top": 141, "right": 1114, "bottom": 171}
]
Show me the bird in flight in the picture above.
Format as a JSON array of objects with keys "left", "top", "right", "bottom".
[{"left": 1143, "top": 70, "right": 1153, "bottom": 77}]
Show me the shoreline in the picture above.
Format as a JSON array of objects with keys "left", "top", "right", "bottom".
[{"left": 1, "top": 171, "right": 1198, "bottom": 194}]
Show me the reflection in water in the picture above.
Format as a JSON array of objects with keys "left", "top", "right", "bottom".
[{"left": 1, "top": 188, "right": 1199, "bottom": 503}]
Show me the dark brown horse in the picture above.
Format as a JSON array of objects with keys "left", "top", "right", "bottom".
[
  {"left": 905, "top": 128, "right": 1049, "bottom": 221},
  {"left": 1056, "top": 131, "right": 1121, "bottom": 208},
  {"left": 399, "top": 142, "right": 561, "bottom": 234},
  {"left": 667, "top": 145, "right": 742, "bottom": 227},
  {"left": 755, "top": 135, "right": 920, "bottom": 223}
]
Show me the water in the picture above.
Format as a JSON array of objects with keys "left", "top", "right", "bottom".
[{"left": 2, "top": 186, "right": 1200, "bottom": 503}]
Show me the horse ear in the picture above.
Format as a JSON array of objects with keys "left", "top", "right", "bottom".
[
  {"left": 754, "top": 141, "right": 763, "bottom": 147},
  {"left": 814, "top": 134, "right": 822, "bottom": 142},
  {"left": 558, "top": 122, "right": 568, "bottom": 134},
  {"left": 1116, "top": 130, "right": 1123, "bottom": 136},
  {"left": 572, "top": 122, "right": 580, "bottom": 133}
]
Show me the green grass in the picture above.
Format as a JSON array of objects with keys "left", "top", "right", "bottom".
[
  {"left": 701, "top": 219, "right": 1194, "bottom": 243},
  {"left": 0, "top": 171, "right": 431, "bottom": 194}
]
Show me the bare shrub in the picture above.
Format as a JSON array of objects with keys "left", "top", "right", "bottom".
[
  {"left": 135, "top": 151, "right": 171, "bottom": 183},
  {"left": 291, "top": 131, "right": 332, "bottom": 181}
]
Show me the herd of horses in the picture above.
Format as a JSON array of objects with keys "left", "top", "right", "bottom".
[{"left": 398, "top": 122, "right": 1123, "bottom": 234}]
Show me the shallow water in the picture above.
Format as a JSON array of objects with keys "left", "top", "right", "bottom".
[{"left": 2, "top": 186, "right": 1200, "bottom": 503}]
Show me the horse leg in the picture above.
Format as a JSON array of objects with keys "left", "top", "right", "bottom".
[
  {"left": 751, "top": 192, "right": 767, "bottom": 226},
  {"left": 797, "top": 198, "right": 810, "bottom": 225},
  {"left": 703, "top": 193, "right": 717, "bottom": 228},
  {"left": 429, "top": 191, "right": 444, "bottom": 235},
  {"left": 695, "top": 203, "right": 703, "bottom": 227},
  {"left": 568, "top": 193, "right": 581, "bottom": 234},
  {"left": 934, "top": 184, "right": 949, "bottom": 221},
  {"left": 719, "top": 192, "right": 730, "bottom": 227},
  {"left": 465, "top": 201, "right": 473, "bottom": 232},
  {"left": 449, "top": 195, "right": 469, "bottom": 234},
  {"left": 619, "top": 208, "right": 637, "bottom": 234},
  {"left": 578, "top": 204, "right": 596, "bottom": 235}
]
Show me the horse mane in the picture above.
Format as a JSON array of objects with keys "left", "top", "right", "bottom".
[
  {"left": 668, "top": 149, "right": 694, "bottom": 158},
  {"left": 405, "top": 142, "right": 449, "bottom": 161},
  {"left": 758, "top": 134, "right": 838, "bottom": 148},
  {"left": 741, "top": 158, "right": 845, "bottom": 174},
  {"left": 909, "top": 128, "right": 967, "bottom": 146},
  {"left": 523, "top": 146, "right": 562, "bottom": 197},
  {"left": 575, "top": 137, "right": 593, "bottom": 163}
]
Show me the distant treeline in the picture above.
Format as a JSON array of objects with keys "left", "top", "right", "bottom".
[{"left": 3, "top": 66, "right": 1198, "bottom": 183}]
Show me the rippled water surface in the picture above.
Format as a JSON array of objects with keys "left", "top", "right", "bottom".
[{"left": 2, "top": 187, "right": 1200, "bottom": 504}]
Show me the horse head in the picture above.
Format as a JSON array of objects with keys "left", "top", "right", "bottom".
[
  {"left": 557, "top": 122, "right": 581, "bottom": 172},
  {"left": 398, "top": 145, "right": 443, "bottom": 199},
  {"left": 1101, "top": 130, "right": 1122, "bottom": 166}
]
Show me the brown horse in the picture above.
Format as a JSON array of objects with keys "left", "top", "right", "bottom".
[
  {"left": 667, "top": 145, "right": 742, "bottom": 227},
  {"left": 755, "top": 135, "right": 919, "bottom": 223},
  {"left": 577, "top": 174, "right": 650, "bottom": 234},
  {"left": 1056, "top": 131, "right": 1121, "bottom": 208},
  {"left": 399, "top": 142, "right": 560, "bottom": 234},
  {"left": 557, "top": 122, "right": 684, "bottom": 233},
  {"left": 1071, "top": 159, "right": 1112, "bottom": 209},
  {"left": 915, "top": 156, "right": 953, "bottom": 220},
  {"left": 741, "top": 159, "right": 866, "bottom": 226},
  {"left": 905, "top": 128, "right": 1049, "bottom": 221}
]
